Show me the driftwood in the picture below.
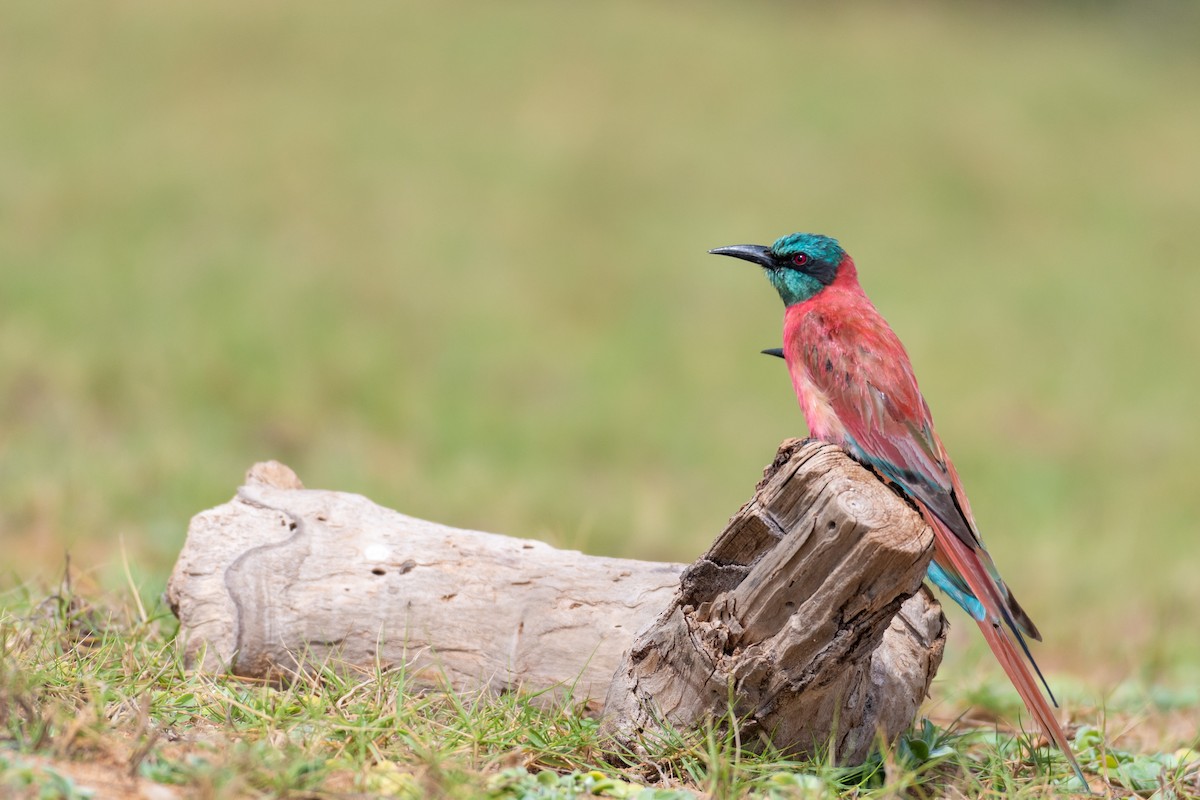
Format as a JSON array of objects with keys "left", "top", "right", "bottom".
[{"left": 166, "top": 439, "right": 946, "bottom": 763}]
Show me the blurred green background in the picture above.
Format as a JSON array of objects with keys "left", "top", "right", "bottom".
[{"left": 2, "top": 2, "right": 1198, "bottom": 683}]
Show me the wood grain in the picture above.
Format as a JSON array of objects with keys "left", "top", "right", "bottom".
[{"left": 166, "top": 440, "right": 945, "bottom": 761}]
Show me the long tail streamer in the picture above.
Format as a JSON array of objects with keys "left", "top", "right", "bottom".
[{"left": 922, "top": 507, "right": 1088, "bottom": 787}]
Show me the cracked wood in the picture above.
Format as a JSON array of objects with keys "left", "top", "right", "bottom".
[
  {"left": 600, "top": 439, "right": 946, "bottom": 763},
  {"left": 166, "top": 440, "right": 946, "bottom": 762}
]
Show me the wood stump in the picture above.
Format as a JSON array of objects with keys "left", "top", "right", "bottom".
[
  {"left": 166, "top": 439, "right": 946, "bottom": 764},
  {"left": 600, "top": 440, "right": 945, "bottom": 763}
]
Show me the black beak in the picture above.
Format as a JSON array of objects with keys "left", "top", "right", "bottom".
[{"left": 709, "top": 244, "right": 776, "bottom": 269}]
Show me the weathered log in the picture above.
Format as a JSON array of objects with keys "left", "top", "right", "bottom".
[
  {"left": 166, "top": 461, "right": 682, "bottom": 700},
  {"left": 600, "top": 439, "right": 946, "bottom": 763},
  {"left": 166, "top": 440, "right": 946, "bottom": 761}
]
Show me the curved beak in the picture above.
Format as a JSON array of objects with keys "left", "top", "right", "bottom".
[{"left": 709, "top": 244, "right": 775, "bottom": 269}]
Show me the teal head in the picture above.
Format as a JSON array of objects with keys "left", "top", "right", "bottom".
[{"left": 710, "top": 232, "right": 848, "bottom": 306}]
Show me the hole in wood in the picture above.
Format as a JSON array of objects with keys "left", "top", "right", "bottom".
[{"left": 371, "top": 567, "right": 386, "bottom": 576}]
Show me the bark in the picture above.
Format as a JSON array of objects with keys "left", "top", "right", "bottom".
[
  {"left": 166, "top": 440, "right": 946, "bottom": 761},
  {"left": 599, "top": 439, "right": 946, "bottom": 763}
]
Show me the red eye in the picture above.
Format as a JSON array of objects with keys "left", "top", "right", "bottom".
[{"left": 792, "top": 253, "right": 809, "bottom": 267}]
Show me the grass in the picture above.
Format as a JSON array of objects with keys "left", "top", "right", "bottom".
[
  {"left": 1, "top": 580, "right": 1197, "bottom": 798},
  {"left": 3, "top": 0, "right": 1200, "bottom": 796}
]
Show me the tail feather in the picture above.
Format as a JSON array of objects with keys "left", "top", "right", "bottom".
[
  {"left": 921, "top": 506, "right": 1087, "bottom": 787},
  {"left": 977, "top": 619, "right": 1086, "bottom": 785},
  {"left": 929, "top": 553, "right": 1056, "bottom": 705},
  {"left": 1002, "top": 586, "right": 1043, "bottom": 643}
]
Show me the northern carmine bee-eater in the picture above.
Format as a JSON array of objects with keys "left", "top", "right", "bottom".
[{"left": 712, "top": 232, "right": 1086, "bottom": 785}]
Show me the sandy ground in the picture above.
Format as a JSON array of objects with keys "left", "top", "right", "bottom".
[{"left": 3, "top": 750, "right": 178, "bottom": 800}]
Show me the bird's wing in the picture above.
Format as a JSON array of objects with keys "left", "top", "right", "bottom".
[
  {"left": 793, "top": 305, "right": 1043, "bottom": 643},
  {"left": 795, "top": 309, "right": 981, "bottom": 550}
]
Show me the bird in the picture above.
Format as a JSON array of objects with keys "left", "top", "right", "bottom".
[{"left": 711, "top": 232, "right": 1086, "bottom": 785}]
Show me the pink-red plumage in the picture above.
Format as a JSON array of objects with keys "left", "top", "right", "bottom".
[
  {"left": 783, "top": 257, "right": 1039, "bottom": 635},
  {"left": 783, "top": 260, "right": 948, "bottom": 506},
  {"left": 780, "top": 254, "right": 1084, "bottom": 783}
]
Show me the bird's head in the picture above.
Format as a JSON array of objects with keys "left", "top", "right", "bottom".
[{"left": 710, "top": 232, "right": 848, "bottom": 306}]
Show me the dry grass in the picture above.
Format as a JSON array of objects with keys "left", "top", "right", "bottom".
[{"left": 2, "top": 577, "right": 1198, "bottom": 798}]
